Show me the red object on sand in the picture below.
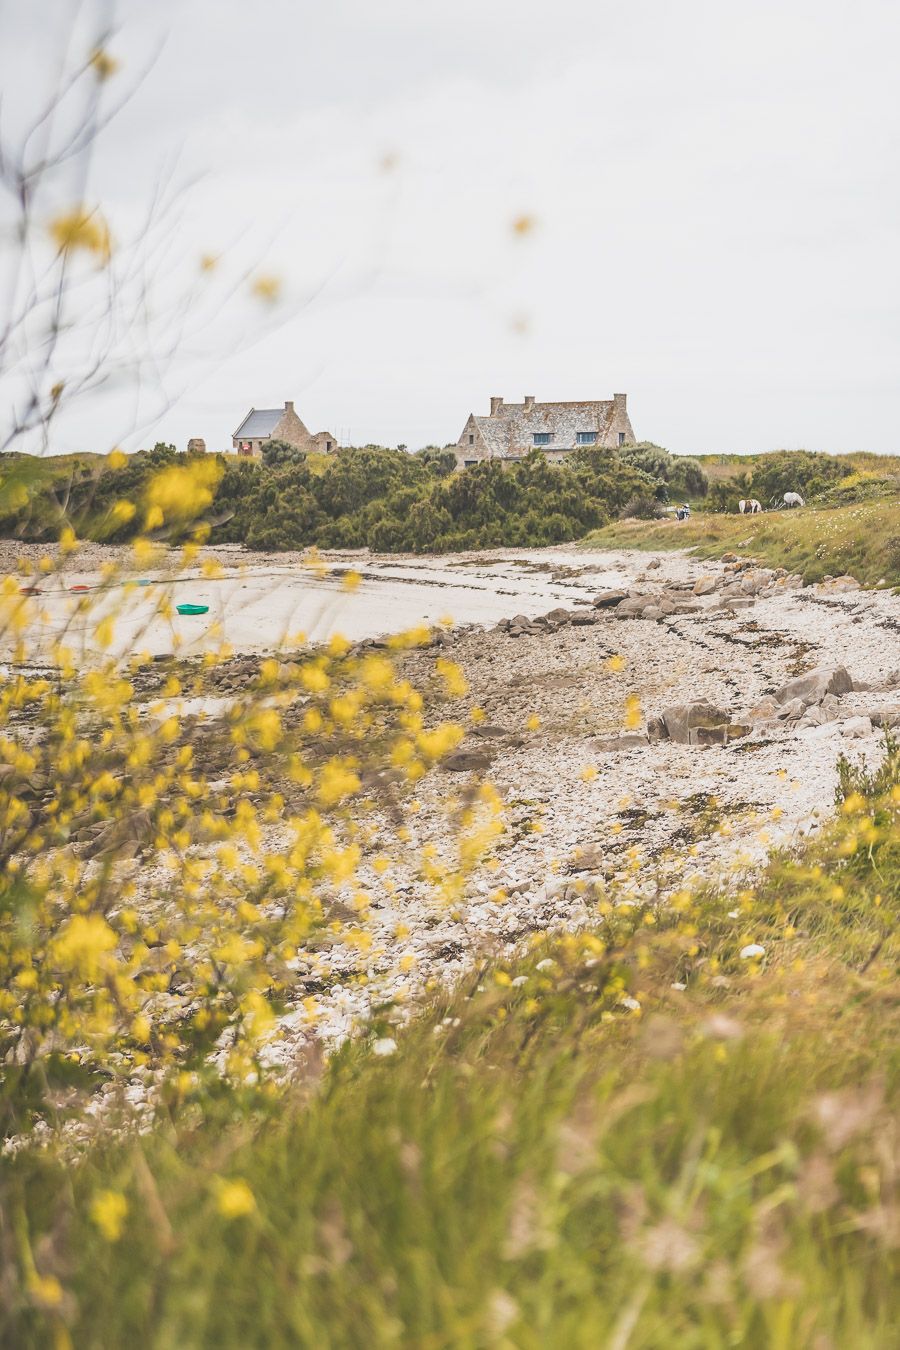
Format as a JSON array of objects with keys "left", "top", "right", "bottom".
[
  {"left": 19, "top": 586, "right": 41, "bottom": 595},
  {"left": 69, "top": 584, "right": 90, "bottom": 592}
]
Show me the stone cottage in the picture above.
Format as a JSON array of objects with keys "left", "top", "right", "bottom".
[
  {"left": 232, "top": 401, "right": 337, "bottom": 457},
  {"left": 455, "top": 394, "right": 635, "bottom": 467}
]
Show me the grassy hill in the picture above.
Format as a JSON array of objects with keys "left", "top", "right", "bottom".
[{"left": 585, "top": 498, "right": 900, "bottom": 589}]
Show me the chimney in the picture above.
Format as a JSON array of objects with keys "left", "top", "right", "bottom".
[
  {"left": 613, "top": 393, "right": 626, "bottom": 409},
  {"left": 284, "top": 400, "right": 294, "bottom": 414},
  {"left": 524, "top": 395, "right": 535, "bottom": 410},
  {"left": 489, "top": 396, "right": 504, "bottom": 416}
]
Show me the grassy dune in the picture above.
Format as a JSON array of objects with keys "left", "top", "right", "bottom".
[
  {"left": 584, "top": 500, "right": 900, "bottom": 588},
  {"left": 5, "top": 747, "right": 898, "bottom": 1348}
]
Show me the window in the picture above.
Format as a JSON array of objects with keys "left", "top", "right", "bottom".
[
  {"left": 618, "top": 432, "right": 626, "bottom": 446},
  {"left": 464, "top": 459, "right": 476, "bottom": 467},
  {"left": 468, "top": 434, "right": 474, "bottom": 445},
  {"left": 576, "top": 431, "right": 597, "bottom": 445},
  {"left": 533, "top": 433, "right": 552, "bottom": 445},
  {"left": 326, "top": 441, "right": 332, "bottom": 451}
]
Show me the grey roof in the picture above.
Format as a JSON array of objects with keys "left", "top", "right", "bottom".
[
  {"left": 471, "top": 400, "right": 618, "bottom": 457},
  {"left": 233, "top": 407, "right": 283, "bottom": 439}
]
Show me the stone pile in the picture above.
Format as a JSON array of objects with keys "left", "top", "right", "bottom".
[{"left": 492, "top": 559, "right": 862, "bottom": 637}]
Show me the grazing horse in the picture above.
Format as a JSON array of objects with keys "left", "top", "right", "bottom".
[
  {"left": 738, "top": 498, "right": 762, "bottom": 514},
  {"left": 783, "top": 491, "right": 805, "bottom": 508}
]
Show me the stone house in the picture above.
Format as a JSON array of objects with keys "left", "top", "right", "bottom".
[
  {"left": 455, "top": 393, "right": 635, "bottom": 467},
  {"left": 232, "top": 401, "right": 337, "bottom": 457}
]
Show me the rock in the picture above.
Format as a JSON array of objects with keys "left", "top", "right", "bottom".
[
  {"left": 748, "top": 696, "right": 779, "bottom": 724},
  {"left": 647, "top": 558, "right": 662, "bottom": 569},
  {"left": 799, "top": 705, "right": 828, "bottom": 727},
  {"left": 693, "top": 576, "right": 717, "bottom": 595},
  {"left": 870, "top": 706, "right": 900, "bottom": 727},
  {"left": 721, "top": 552, "right": 738, "bottom": 563},
  {"left": 841, "top": 716, "right": 873, "bottom": 738},
  {"left": 470, "top": 724, "right": 512, "bottom": 740},
  {"left": 719, "top": 597, "right": 755, "bottom": 610},
  {"left": 592, "top": 734, "right": 648, "bottom": 753},
  {"left": 544, "top": 607, "right": 572, "bottom": 627},
  {"left": 614, "top": 597, "right": 649, "bottom": 618},
  {"left": 569, "top": 845, "right": 605, "bottom": 873},
  {"left": 646, "top": 715, "right": 667, "bottom": 742},
  {"left": 774, "top": 665, "right": 852, "bottom": 707},
  {"left": 641, "top": 605, "right": 663, "bottom": 621},
  {"left": 820, "top": 575, "right": 860, "bottom": 593},
  {"left": 592, "top": 590, "right": 628, "bottom": 608},
  {"left": 441, "top": 750, "right": 493, "bottom": 772},
  {"left": 776, "top": 697, "right": 806, "bottom": 722},
  {"left": 570, "top": 612, "right": 599, "bottom": 626},
  {"left": 654, "top": 699, "right": 731, "bottom": 745}
]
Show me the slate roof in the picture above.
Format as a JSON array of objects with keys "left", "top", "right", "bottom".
[
  {"left": 473, "top": 400, "right": 618, "bottom": 457},
  {"left": 233, "top": 408, "right": 283, "bottom": 439}
]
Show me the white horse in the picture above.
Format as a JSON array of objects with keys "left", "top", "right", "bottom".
[
  {"left": 783, "top": 492, "right": 805, "bottom": 508},
  {"left": 738, "top": 498, "right": 762, "bottom": 514}
]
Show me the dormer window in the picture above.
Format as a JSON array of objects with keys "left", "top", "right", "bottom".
[
  {"left": 533, "top": 433, "right": 552, "bottom": 445},
  {"left": 576, "top": 431, "right": 597, "bottom": 445}
]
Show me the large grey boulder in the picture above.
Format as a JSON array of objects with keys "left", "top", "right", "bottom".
[
  {"left": 774, "top": 665, "right": 852, "bottom": 708},
  {"left": 441, "top": 749, "right": 493, "bottom": 772},
  {"left": 593, "top": 590, "right": 629, "bottom": 608},
  {"left": 649, "top": 699, "right": 734, "bottom": 746},
  {"left": 615, "top": 597, "right": 650, "bottom": 618},
  {"left": 692, "top": 575, "right": 717, "bottom": 595}
]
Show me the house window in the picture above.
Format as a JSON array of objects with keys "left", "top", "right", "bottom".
[
  {"left": 576, "top": 431, "right": 597, "bottom": 445},
  {"left": 464, "top": 459, "right": 476, "bottom": 467},
  {"left": 326, "top": 441, "right": 332, "bottom": 451},
  {"left": 618, "top": 432, "right": 626, "bottom": 446},
  {"left": 468, "top": 434, "right": 474, "bottom": 445},
  {"left": 533, "top": 433, "right": 552, "bottom": 445}
]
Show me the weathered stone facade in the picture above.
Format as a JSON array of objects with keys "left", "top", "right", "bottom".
[
  {"left": 455, "top": 393, "right": 635, "bottom": 467},
  {"left": 186, "top": 438, "right": 207, "bottom": 454},
  {"left": 232, "top": 401, "right": 337, "bottom": 457}
]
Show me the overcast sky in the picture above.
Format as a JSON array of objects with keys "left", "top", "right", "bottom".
[{"left": 2, "top": 0, "right": 898, "bottom": 455}]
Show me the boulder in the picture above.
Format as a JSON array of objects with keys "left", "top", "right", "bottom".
[
  {"left": 641, "top": 605, "right": 663, "bottom": 621},
  {"left": 653, "top": 699, "right": 731, "bottom": 745},
  {"left": 870, "top": 706, "right": 900, "bottom": 728},
  {"left": 841, "top": 716, "right": 873, "bottom": 738},
  {"left": 614, "top": 597, "right": 649, "bottom": 618},
  {"left": 777, "top": 698, "right": 806, "bottom": 722},
  {"left": 441, "top": 750, "right": 493, "bottom": 772},
  {"left": 544, "top": 607, "right": 572, "bottom": 627},
  {"left": 593, "top": 590, "right": 629, "bottom": 609},
  {"left": 748, "top": 696, "right": 779, "bottom": 724},
  {"left": 692, "top": 576, "right": 717, "bottom": 595},
  {"left": 819, "top": 575, "right": 860, "bottom": 593},
  {"left": 774, "top": 665, "right": 852, "bottom": 708},
  {"left": 570, "top": 612, "right": 599, "bottom": 626}
]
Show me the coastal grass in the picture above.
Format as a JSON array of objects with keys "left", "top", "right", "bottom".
[
  {"left": 583, "top": 498, "right": 900, "bottom": 589},
  {"left": 4, "top": 745, "right": 898, "bottom": 1348}
]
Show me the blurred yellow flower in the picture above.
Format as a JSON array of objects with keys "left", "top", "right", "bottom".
[
  {"left": 90, "top": 1189, "right": 128, "bottom": 1241},
  {"left": 250, "top": 274, "right": 282, "bottom": 303},
  {"left": 215, "top": 1178, "right": 257, "bottom": 1220},
  {"left": 89, "top": 47, "right": 119, "bottom": 80},
  {"left": 49, "top": 207, "right": 112, "bottom": 262}
]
